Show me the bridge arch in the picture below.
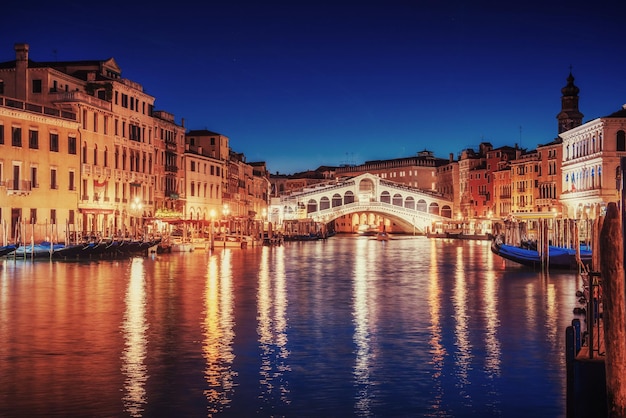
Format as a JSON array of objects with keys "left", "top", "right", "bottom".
[{"left": 274, "top": 173, "right": 454, "bottom": 233}]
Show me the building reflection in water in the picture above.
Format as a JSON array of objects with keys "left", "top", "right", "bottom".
[
  {"left": 202, "top": 250, "right": 236, "bottom": 415},
  {"left": 453, "top": 246, "right": 472, "bottom": 401},
  {"left": 121, "top": 257, "right": 148, "bottom": 417},
  {"left": 483, "top": 269, "right": 502, "bottom": 379},
  {"left": 353, "top": 238, "right": 374, "bottom": 416},
  {"left": 257, "top": 246, "right": 291, "bottom": 407},
  {"left": 428, "top": 239, "right": 446, "bottom": 412}
]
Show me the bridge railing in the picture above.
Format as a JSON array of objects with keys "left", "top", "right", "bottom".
[
  {"left": 379, "top": 179, "right": 448, "bottom": 198},
  {"left": 280, "top": 180, "right": 357, "bottom": 202}
]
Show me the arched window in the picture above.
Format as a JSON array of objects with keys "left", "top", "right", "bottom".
[
  {"left": 332, "top": 193, "right": 342, "bottom": 207},
  {"left": 320, "top": 196, "right": 330, "bottom": 210},
  {"left": 392, "top": 194, "right": 403, "bottom": 206},
  {"left": 428, "top": 202, "right": 440, "bottom": 215},
  {"left": 617, "top": 130, "right": 626, "bottom": 151},
  {"left": 82, "top": 142, "right": 88, "bottom": 163},
  {"left": 307, "top": 199, "right": 318, "bottom": 213}
]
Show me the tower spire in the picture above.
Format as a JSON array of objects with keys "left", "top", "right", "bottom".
[{"left": 556, "top": 69, "right": 584, "bottom": 134}]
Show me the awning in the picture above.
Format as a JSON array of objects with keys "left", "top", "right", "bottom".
[{"left": 79, "top": 208, "right": 114, "bottom": 214}]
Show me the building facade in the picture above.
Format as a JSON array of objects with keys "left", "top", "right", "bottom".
[{"left": 560, "top": 106, "right": 626, "bottom": 220}]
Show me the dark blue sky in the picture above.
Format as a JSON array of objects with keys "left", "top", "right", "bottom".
[{"left": 3, "top": 1, "right": 625, "bottom": 174}]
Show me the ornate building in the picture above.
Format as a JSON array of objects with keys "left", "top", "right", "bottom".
[
  {"left": 560, "top": 105, "right": 626, "bottom": 219},
  {"left": 0, "top": 43, "right": 268, "bottom": 242},
  {"left": 0, "top": 43, "right": 186, "bottom": 239}
]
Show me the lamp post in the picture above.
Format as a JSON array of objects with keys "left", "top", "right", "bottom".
[{"left": 130, "top": 196, "right": 143, "bottom": 239}]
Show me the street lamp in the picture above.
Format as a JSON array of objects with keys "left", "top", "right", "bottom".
[{"left": 130, "top": 196, "right": 143, "bottom": 239}]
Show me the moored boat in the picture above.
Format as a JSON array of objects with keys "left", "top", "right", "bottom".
[
  {"left": 491, "top": 239, "right": 592, "bottom": 270},
  {"left": 376, "top": 231, "right": 390, "bottom": 241},
  {"left": 13, "top": 242, "right": 65, "bottom": 258},
  {"left": 0, "top": 244, "right": 17, "bottom": 257}
]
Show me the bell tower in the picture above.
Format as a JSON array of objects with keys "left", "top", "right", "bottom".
[{"left": 556, "top": 70, "right": 584, "bottom": 134}]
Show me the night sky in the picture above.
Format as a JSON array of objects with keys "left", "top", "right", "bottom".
[{"left": 3, "top": 1, "right": 625, "bottom": 174}]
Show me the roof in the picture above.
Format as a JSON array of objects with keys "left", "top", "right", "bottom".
[
  {"left": 604, "top": 106, "right": 626, "bottom": 118},
  {"left": 186, "top": 129, "right": 223, "bottom": 136}
]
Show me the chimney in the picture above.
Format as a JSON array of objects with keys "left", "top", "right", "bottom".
[
  {"left": 449, "top": 153, "right": 454, "bottom": 162},
  {"left": 14, "top": 43, "right": 29, "bottom": 101}
]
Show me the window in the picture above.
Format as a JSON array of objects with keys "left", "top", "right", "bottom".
[
  {"left": 12, "top": 126, "right": 22, "bottom": 147},
  {"left": 31, "top": 166, "right": 38, "bottom": 188},
  {"left": 32, "top": 79, "right": 42, "bottom": 93},
  {"left": 0, "top": 124, "right": 4, "bottom": 144},
  {"left": 50, "top": 168, "right": 58, "bottom": 189},
  {"left": 190, "top": 161, "right": 196, "bottom": 171},
  {"left": 29, "top": 129, "right": 39, "bottom": 149},
  {"left": 50, "top": 132, "right": 59, "bottom": 152},
  {"left": 50, "top": 209, "right": 57, "bottom": 225},
  {"left": 617, "top": 131, "right": 626, "bottom": 152},
  {"left": 30, "top": 208, "right": 37, "bottom": 224},
  {"left": 68, "top": 136, "right": 77, "bottom": 154},
  {"left": 69, "top": 170, "right": 75, "bottom": 191}
]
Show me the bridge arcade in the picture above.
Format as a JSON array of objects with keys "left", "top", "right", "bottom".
[{"left": 269, "top": 173, "right": 455, "bottom": 234}]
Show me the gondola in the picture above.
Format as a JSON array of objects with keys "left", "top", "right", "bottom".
[{"left": 491, "top": 239, "right": 592, "bottom": 270}]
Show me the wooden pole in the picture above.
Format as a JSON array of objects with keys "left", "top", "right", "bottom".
[{"left": 599, "top": 202, "right": 626, "bottom": 417}]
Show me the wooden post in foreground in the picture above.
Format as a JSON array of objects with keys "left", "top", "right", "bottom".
[{"left": 600, "top": 202, "right": 626, "bottom": 417}]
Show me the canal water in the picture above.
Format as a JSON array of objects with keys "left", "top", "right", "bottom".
[{"left": 0, "top": 236, "right": 580, "bottom": 417}]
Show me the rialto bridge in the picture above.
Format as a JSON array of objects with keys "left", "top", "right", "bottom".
[{"left": 269, "top": 173, "right": 455, "bottom": 233}]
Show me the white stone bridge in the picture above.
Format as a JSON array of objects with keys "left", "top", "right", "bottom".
[{"left": 270, "top": 173, "right": 454, "bottom": 233}]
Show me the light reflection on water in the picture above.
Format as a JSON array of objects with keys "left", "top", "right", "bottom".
[
  {"left": 121, "top": 258, "right": 148, "bottom": 417},
  {"left": 0, "top": 237, "right": 578, "bottom": 417},
  {"left": 202, "top": 249, "right": 236, "bottom": 415}
]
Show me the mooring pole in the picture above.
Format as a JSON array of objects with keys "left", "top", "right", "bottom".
[{"left": 599, "top": 202, "right": 626, "bottom": 417}]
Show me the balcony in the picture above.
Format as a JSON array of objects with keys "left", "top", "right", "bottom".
[
  {"left": 6, "top": 180, "right": 32, "bottom": 195},
  {"left": 1, "top": 97, "right": 77, "bottom": 121},
  {"left": 50, "top": 91, "right": 112, "bottom": 112}
]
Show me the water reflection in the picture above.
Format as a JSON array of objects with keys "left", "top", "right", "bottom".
[
  {"left": 202, "top": 250, "right": 237, "bottom": 415},
  {"left": 121, "top": 258, "right": 148, "bottom": 417},
  {"left": 353, "top": 238, "right": 373, "bottom": 417},
  {"left": 428, "top": 239, "right": 446, "bottom": 413},
  {"left": 257, "top": 246, "right": 291, "bottom": 409},
  {"left": 0, "top": 238, "right": 576, "bottom": 417},
  {"left": 453, "top": 246, "right": 472, "bottom": 404},
  {"left": 483, "top": 270, "right": 501, "bottom": 378}
]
